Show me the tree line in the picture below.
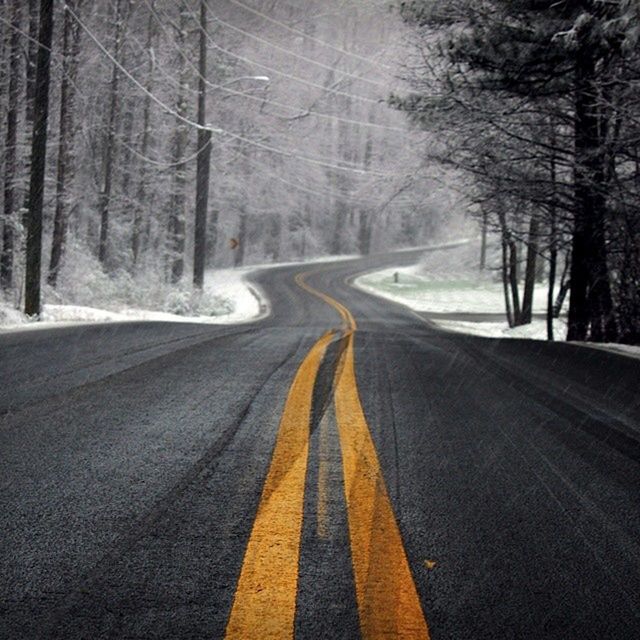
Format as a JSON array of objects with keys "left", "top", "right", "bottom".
[
  {"left": 395, "top": 0, "right": 640, "bottom": 344},
  {"left": 1, "top": 0, "right": 441, "bottom": 318}
]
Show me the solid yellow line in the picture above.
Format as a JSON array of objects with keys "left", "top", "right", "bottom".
[
  {"left": 335, "top": 333, "right": 430, "bottom": 639},
  {"left": 225, "top": 330, "right": 335, "bottom": 640},
  {"left": 316, "top": 409, "right": 330, "bottom": 539},
  {"left": 294, "top": 271, "right": 357, "bottom": 331}
]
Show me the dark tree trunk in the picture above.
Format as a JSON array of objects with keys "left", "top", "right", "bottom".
[
  {"left": 21, "top": 0, "right": 39, "bottom": 224},
  {"left": 547, "top": 136, "right": 558, "bottom": 341},
  {"left": 567, "top": 30, "right": 616, "bottom": 342},
  {"left": 554, "top": 253, "right": 571, "bottom": 319},
  {"left": 48, "top": 0, "right": 82, "bottom": 288},
  {"left": 1, "top": 0, "right": 22, "bottom": 292},
  {"left": 234, "top": 212, "right": 247, "bottom": 267},
  {"left": 479, "top": 209, "right": 488, "bottom": 270},
  {"left": 167, "top": 7, "right": 189, "bottom": 284},
  {"left": 193, "top": 0, "right": 212, "bottom": 289},
  {"left": 98, "top": 0, "right": 125, "bottom": 266},
  {"left": 132, "top": 5, "right": 155, "bottom": 268},
  {"left": 501, "top": 233, "right": 514, "bottom": 328},
  {"left": 497, "top": 204, "right": 514, "bottom": 327},
  {"left": 520, "top": 214, "right": 539, "bottom": 324},
  {"left": 508, "top": 239, "right": 521, "bottom": 325},
  {"left": 24, "top": 0, "right": 54, "bottom": 317},
  {"left": 331, "top": 204, "right": 347, "bottom": 255},
  {"left": 120, "top": 96, "right": 135, "bottom": 198},
  {"left": 358, "top": 210, "right": 372, "bottom": 255}
]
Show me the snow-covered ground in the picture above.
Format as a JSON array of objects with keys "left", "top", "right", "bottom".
[
  {"left": 0, "top": 254, "right": 360, "bottom": 333},
  {"left": 354, "top": 242, "right": 640, "bottom": 358},
  {"left": 355, "top": 264, "right": 566, "bottom": 341},
  {"left": 0, "top": 267, "right": 265, "bottom": 332}
]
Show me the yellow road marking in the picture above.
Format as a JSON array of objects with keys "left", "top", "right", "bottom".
[
  {"left": 225, "top": 330, "right": 335, "bottom": 640},
  {"left": 294, "top": 271, "right": 357, "bottom": 331},
  {"left": 335, "top": 333, "right": 430, "bottom": 639},
  {"left": 316, "top": 409, "right": 330, "bottom": 539},
  {"left": 297, "top": 270, "right": 430, "bottom": 638},
  {"left": 227, "top": 269, "right": 430, "bottom": 639}
]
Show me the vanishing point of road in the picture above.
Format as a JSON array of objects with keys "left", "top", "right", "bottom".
[{"left": 1, "top": 248, "right": 639, "bottom": 639}]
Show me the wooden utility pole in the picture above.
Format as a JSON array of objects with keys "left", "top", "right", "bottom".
[{"left": 24, "top": 0, "right": 54, "bottom": 317}]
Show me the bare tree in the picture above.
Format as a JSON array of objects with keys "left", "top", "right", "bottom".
[
  {"left": 24, "top": 0, "right": 54, "bottom": 316},
  {"left": 48, "top": 0, "right": 83, "bottom": 288},
  {"left": 1, "top": 0, "right": 21, "bottom": 292}
]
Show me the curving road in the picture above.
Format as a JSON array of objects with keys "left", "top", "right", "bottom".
[{"left": 1, "top": 248, "right": 639, "bottom": 639}]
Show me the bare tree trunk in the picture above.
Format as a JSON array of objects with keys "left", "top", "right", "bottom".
[
  {"left": 479, "top": 209, "right": 488, "bottom": 270},
  {"left": 167, "top": 8, "right": 189, "bottom": 284},
  {"left": 48, "top": 0, "right": 82, "bottom": 288},
  {"left": 234, "top": 212, "right": 247, "bottom": 267},
  {"left": 568, "top": 29, "right": 616, "bottom": 342},
  {"left": 508, "top": 239, "right": 521, "bottom": 324},
  {"left": 547, "top": 133, "right": 558, "bottom": 341},
  {"left": 554, "top": 253, "right": 571, "bottom": 318},
  {"left": 193, "top": 0, "right": 212, "bottom": 289},
  {"left": 1, "top": 0, "right": 22, "bottom": 292},
  {"left": 24, "top": 0, "right": 54, "bottom": 317},
  {"left": 520, "top": 214, "right": 539, "bottom": 324},
  {"left": 500, "top": 233, "right": 514, "bottom": 328},
  {"left": 498, "top": 203, "right": 519, "bottom": 326},
  {"left": 98, "top": 0, "right": 125, "bottom": 266},
  {"left": 358, "top": 210, "right": 372, "bottom": 255},
  {"left": 132, "top": 6, "right": 155, "bottom": 268},
  {"left": 21, "top": 0, "right": 39, "bottom": 224},
  {"left": 120, "top": 96, "right": 135, "bottom": 198}
]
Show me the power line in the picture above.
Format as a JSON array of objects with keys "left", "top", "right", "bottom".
[
  {"left": 65, "top": 3, "right": 400, "bottom": 177},
  {"left": 225, "top": 0, "right": 394, "bottom": 71},
  {"left": 64, "top": 3, "right": 220, "bottom": 134},
  {"left": 145, "top": 0, "right": 405, "bottom": 132},
  {"left": 178, "top": 0, "right": 381, "bottom": 105},
  {"left": 204, "top": 0, "right": 388, "bottom": 89}
]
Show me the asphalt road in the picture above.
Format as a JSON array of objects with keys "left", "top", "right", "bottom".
[{"left": 1, "top": 249, "right": 639, "bottom": 639}]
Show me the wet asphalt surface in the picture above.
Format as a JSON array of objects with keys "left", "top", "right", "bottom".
[{"left": 1, "top": 248, "right": 639, "bottom": 639}]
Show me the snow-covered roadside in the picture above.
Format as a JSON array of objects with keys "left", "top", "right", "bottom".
[
  {"left": 0, "top": 254, "right": 360, "bottom": 333},
  {"left": 354, "top": 263, "right": 640, "bottom": 358},
  {"left": 354, "top": 265, "right": 563, "bottom": 340},
  {"left": 0, "top": 267, "right": 266, "bottom": 332}
]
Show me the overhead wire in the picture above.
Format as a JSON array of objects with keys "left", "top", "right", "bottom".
[
  {"left": 177, "top": 0, "right": 381, "bottom": 105},
  {"left": 64, "top": 3, "right": 402, "bottom": 177},
  {"left": 224, "top": 0, "right": 394, "bottom": 71},
  {"left": 143, "top": 0, "right": 406, "bottom": 133},
  {"left": 202, "top": 0, "right": 388, "bottom": 89}
]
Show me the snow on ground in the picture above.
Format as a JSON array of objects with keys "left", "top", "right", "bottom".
[
  {"left": 0, "top": 267, "right": 264, "bottom": 332},
  {"left": 0, "top": 254, "right": 358, "bottom": 333},
  {"left": 354, "top": 241, "right": 640, "bottom": 357},
  {"left": 356, "top": 264, "right": 550, "bottom": 315}
]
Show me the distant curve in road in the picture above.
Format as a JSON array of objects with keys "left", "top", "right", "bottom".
[{"left": 1, "top": 248, "right": 639, "bottom": 639}]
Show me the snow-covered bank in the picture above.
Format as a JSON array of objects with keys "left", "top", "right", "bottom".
[
  {"left": 354, "top": 244, "right": 640, "bottom": 358},
  {"left": 355, "top": 264, "right": 565, "bottom": 341},
  {"left": 0, "top": 253, "right": 359, "bottom": 333},
  {"left": 0, "top": 267, "right": 265, "bottom": 332}
]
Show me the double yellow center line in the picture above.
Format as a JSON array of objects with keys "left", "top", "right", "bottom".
[{"left": 225, "top": 271, "right": 430, "bottom": 639}]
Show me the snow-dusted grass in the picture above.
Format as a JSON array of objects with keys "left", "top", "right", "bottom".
[
  {"left": 0, "top": 267, "right": 263, "bottom": 332},
  {"left": 354, "top": 240, "right": 565, "bottom": 342},
  {"left": 355, "top": 241, "right": 640, "bottom": 357},
  {"left": 357, "top": 266, "right": 550, "bottom": 315}
]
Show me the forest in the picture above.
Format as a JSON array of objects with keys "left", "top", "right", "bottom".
[
  {"left": 0, "top": 0, "right": 454, "bottom": 320},
  {"left": 1, "top": 0, "right": 639, "bottom": 345}
]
